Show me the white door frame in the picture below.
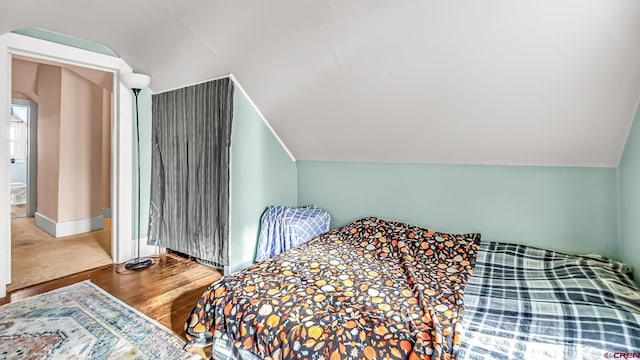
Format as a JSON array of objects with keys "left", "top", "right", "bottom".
[{"left": 0, "top": 32, "right": 136, "bottom": 297}]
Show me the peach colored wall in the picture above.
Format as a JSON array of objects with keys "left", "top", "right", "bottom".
[
  {"left": 11, "top": 59, "right": 39, "bottom": 102},
  {"left": 57, "top": 68, "right": 105, "bottom": 222},
  {"left": 11, "top": 56, "right": 113, "bottom": 224},
  {"left": 12, "top": 55, "right": 113, "bottom": 93},
  {"left": 36, "top": 64, "right": 62, "bottom": 221},
  {"left": 11, "top": 92, "right": 30, "bottom": 100},
  {"left": 69, "top": 65, "right": 113, "bottom": 92}
]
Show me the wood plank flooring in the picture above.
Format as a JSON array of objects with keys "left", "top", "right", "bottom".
[{"left": 0, "top": 253, "right": 222, "bottom": 338}]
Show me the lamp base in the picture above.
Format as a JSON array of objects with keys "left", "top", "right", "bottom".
[{"left": 124, "top": 257, "right": 154, "bottom": 270}]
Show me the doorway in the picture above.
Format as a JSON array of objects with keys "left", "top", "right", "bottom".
[
  {"left": 0, "top": 32, "right": 137, "bottom": 298},
  {"left": 9, "top": 99, "right": 37, "bottom": 219},
  {"left": 8, "top": 56, "right": 115, "bottom": 292}
]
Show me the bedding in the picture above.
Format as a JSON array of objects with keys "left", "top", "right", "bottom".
[
  {"left": 187, "top": 218, "right": 640, "bottom": 360},
  {"left": 458, "top": 242, "right": 640, "bottom": 360},
  {"left": 186, "top": 217, "right": 481, "bottom": 360},
  {"left": 255, "top": 205, "right": 331, "bottom": 262}
]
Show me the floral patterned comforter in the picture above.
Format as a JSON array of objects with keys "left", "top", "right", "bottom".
[{"left": 186, "top": 217, "right": 481, "bottom": 360}]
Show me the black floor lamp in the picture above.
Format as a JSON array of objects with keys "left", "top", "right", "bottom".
[{"left": 122, "top": 72, "right": 154, "bottom": 270}]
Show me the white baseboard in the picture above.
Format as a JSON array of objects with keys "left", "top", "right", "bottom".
[
  {"left": 34, "top": 213, "right": 57, "bottom": 237},
  {"left": 35, "top": 212, "right": 104, "bottom": 238},
  {"left": 101, "top": 207, "right": 111, "bottom": 218}
]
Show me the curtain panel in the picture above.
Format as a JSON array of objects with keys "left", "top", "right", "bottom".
[{"left": 148, "top": 78, "right": 234, "bottom": 266}]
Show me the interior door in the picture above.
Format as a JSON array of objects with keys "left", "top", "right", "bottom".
[{"left": 10, "top": 99, "right": 37, "bottom": 217}]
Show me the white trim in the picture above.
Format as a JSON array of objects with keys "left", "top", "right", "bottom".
[
  {"left": 0, "top": 32, "right": 135, "bottom": 297},
  {"left": 21, "top": 27, "right": 120, "bottom": 58},
  {"left": 1, "top": 38, "right": 10, "bottom": 298},
  {"left": 112, "top": 80, "right": 134, "bottom": 263},
  {"left": 35, "top": 212, "right": 104, "bottom": 237},
  {"left": 6, "top": 35, "right": 124, "bottom": 75},
  {"left": 101, "top": 207, "right": 111, "bottom": 218},
  {"left": 33, "top": 212, "right": 55, "bottom": 236}
]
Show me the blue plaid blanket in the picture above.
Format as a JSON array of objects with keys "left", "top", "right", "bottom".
[
  {"left": 255, "top": 205, "right": 330, "bottom": 262},
  {"left": 459, "top": 242, "right": 640, "bottom": 360}
]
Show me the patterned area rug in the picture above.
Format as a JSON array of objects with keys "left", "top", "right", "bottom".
[{"left": 0, "top": 281, "right": 199, "bottom": 359}]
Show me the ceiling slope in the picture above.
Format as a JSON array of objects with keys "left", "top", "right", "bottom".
[{"left": 2, "top": 0, "right": 640, "bottom": 167}]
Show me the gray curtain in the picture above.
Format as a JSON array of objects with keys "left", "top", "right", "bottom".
[{"left": 148, "top": 78, "right": 234, "bottom": 266}]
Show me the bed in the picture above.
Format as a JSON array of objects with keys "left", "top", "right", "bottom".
[
  {"left": 459, "top": 242, "right": 640, "bottom": 359},
  {"left": 185, "top": 217, "right": 640, "bottom": 359}
]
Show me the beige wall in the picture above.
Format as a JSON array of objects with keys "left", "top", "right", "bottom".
[
  {"left": 36, "top": 64, "right": 62, "bottom": 221},
  {"left": 11, "top": 59, "right": 39, "bottom": 102},
  {"left": 11, "top": 57, "right": 113, "bottom": 224},
  {"left": 57, "top": 68, "right": 104, "bottom": 222}
]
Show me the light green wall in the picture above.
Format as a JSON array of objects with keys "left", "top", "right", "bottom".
[
  {"left": 298, "top": 161, "right": 618, "bottom": 258},
  {"left": 618, "top": 103, "right": 640, "bottom": 284},
  {"left": 229, "top": 87, "right": 297, "bottom": 273},
  {"left": 133, "top": 89, "right": 152, "bottom": 238},
  {"left": 12, "top": 27, "right": 637, "bottom": 282},
  {"left": 12, "top": 28, "right": 118, "bottom": 57}
]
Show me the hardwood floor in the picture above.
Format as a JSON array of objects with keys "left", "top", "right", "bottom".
[{"left": 0, "top": 253, "right": 222, "bottom": 338}]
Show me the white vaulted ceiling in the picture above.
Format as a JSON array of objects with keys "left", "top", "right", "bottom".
[{"left": 2, "top": 0, "right": 640, "bottom": 167}]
